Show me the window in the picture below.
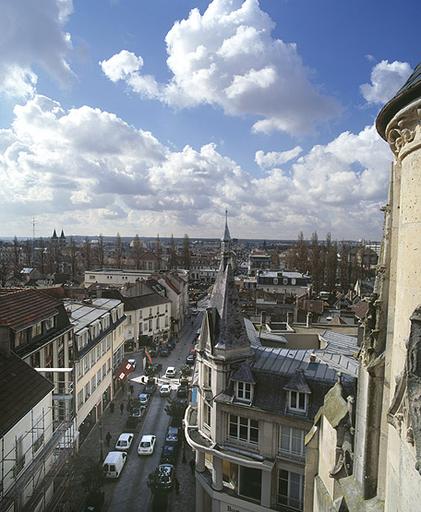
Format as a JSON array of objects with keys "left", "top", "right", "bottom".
[
  {"left": 77, "top": 390, "right": 84, "bottom": 409},
  {"left": 283, "top": 278, "right": 288, "bottom": 285},
  {"left": 279, "top": 426, "right": 305, "bottom": 457},
  {"left": 90, "top": 351, "right": 95, "bottom": 367},
  {"left": 239, "top": 466, "right": 261, "bottom": 502},
  {"left": 90, "top": 275, "right": 95, "bottom": 280},
  {"left": 85, "top": 382, "right": 91, "bottom": 400},
  {"left": 203, "top": 365, "right": 212, "bottom": 388},
  {"left": 44, "top": 316, "right": 55, "bottom": 331},
  {"left": 97, "top": 370, "right": 101, "bottom": 385},
  {"left": 236, "top": 381, "right": 252, "bottom": 402},
  {"left": 278, "top": 469, "right": 304, "bottom": 510},
  {"left": 288, "top": 391, "right": 308, "bottom": 413},
  {"left": 229, "top": 415, "right": 259, "bottom": 444},
  {"left": 84, "top": 357, "right": 89, "bottom": 374},
  {"left": 102, "top": 363, "right": 107, "bottom": 379},
  {"left": 31, "top": 322, "right": 42, "bottom": 338},
  {"left": 91, "top": 376, "right": 96, "bottom": 392},
  {"left": 96, "top": 346, "right": 101, "bottom": 361},
  {"left": 203, "top": 402, "right": 211, "bottom": 428},
  {"left": 14, "top": 436, "right": 25, "bottom": 476},
  {"left": 291, "top": 278, "right": 296, "bottom": 285}
]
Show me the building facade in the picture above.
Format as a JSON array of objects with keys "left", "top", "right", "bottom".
[
  {"left": 184, "top": 221, "right": 357, "bottom": 512},
  {"left": 256, "top": 271, "right": 311, "bottom": 296}
]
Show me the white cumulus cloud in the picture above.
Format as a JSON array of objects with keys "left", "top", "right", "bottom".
[
  {"left": 100, "top": 0, "right": 340, "bottom": 135},
  {"left": 360, "top": 60, "right": 412, "bottom": 105},
  {"left": 0, "top": 93, "right": 391, "bottom": 239},
  {"left": 0, "top": 0, "right": 74, "bottom": 98},
  {"left": 255, "top": 146, "right": 303, "bottom": 168}
]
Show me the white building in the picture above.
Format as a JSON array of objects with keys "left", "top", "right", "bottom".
[
  {"left": 84, "top": 269, "right": 153, "bottom": 288},
  {"left": 0, "top": 340, "right": 73, "bottom": 511},
  {"left": 256, "top": 271, "right": 311, "bottom": 296},
  {"left": 64, "top": 298, "right": 126, "bottom": 436}
]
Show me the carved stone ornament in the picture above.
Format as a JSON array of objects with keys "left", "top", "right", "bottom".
[
  {"left": 385, "top": 102, "right": 421, "bottom": 160},
  {"left": 329, "top": 395, "right": 355, "bottom": 479},
  {"left": 387, "top": 306, "right": 421, "bottom": 473}
]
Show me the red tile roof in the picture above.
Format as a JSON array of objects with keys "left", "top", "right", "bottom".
[{"left": 0, "top": 289, "right": 61, "bottom": 331}]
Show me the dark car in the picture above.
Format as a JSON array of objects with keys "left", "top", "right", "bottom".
[
  {"left": 130, "top": 406, "right": 146, "bottom": 418},
  {"left": 160, "top": 444, "right": 178, "bottom": 464},
  {"left": 159, "top": 346, "right": 169, "bottom": 357},
  {"left": 167, "top": 339, "right": 176, "bottom": 350},
  {"left": 165, "top": 426, "right": 180, "bottom": 446},
  {"left": 157, "top": 464, "right": 175, "bottom": 490},
  {"left": 185, "top": 354, "right": 195, "bottom": 365},
  {"left": 177, "top": 383, "right": 189, "bottom": 399},
  {"left": 144, "top": 381, "right": 157, "bottom": 395}
]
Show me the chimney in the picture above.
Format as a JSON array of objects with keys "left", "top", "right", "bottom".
[
  {"left": 0, "top": 326, "right": 12, "bottom": 357},
  {"left": 306, "top": 312, "right": 312, "bottom": 328},
  {"left": 309, "top": 353, "right": 317, "bottom": 363}
]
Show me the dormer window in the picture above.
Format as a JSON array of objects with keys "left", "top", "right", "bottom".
[
  {"left": 236, "top": 381, "right": 253, "bottom": 402},
  {"left": 288, "top": 391, "right": 307, "bottom": 413}
]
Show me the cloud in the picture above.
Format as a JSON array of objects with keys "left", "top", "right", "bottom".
[
  {"left": 0, "top": 0, "right": 74, "bottom": 98},
  {"left": 255, "top": 146, "right": 302, "bottom": 168},
  {"left": 360, "top": 60, "right": 412, "bottom": 105},
  {"left": 100, "top": 0, "right": 340, "bottom": 135},
  {"left": 0, "top": 93, "right": 391, "bottom": 239}
]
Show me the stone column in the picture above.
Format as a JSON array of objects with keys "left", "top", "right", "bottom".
[
  {"left": 261, "top": 469, "right": 272, "bottom": 508},
  {"left": 212, "top": 455, "right": 223, "bottom": 491},
  {"left": 196, "top": 450, "right": 206, "bottom": 472},
  {"left": 383, "top": 98, "right": 421, "bottom": 511}
]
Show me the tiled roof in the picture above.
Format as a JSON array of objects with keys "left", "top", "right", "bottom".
[
  {"left": 0, "top": 351, "right": 54, "bottom": 436},
  {"left": 0, "top": 289, "right": 61, "bottom": 331}
]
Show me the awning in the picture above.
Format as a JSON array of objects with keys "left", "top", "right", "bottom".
[{"left": 114, "top": 359, "right": 135, "bottom": 381}]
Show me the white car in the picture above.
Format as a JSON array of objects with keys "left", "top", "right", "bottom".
[
  {"left": 137, "top": 434, "right": 156, "bottom": 455},
  {"left": 165, "top": 367, "right": 177, "bottom": 378},
  {"left": 115, "top": 433, "right": 134, "bottom": 451},
  {"left": 128, "top": 358, "right": 136, "bottom": 369},
  {"left": 160, "top": 384, "right": 171, "bottom": 397}
]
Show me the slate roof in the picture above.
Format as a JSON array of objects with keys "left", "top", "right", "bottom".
[
  {"left": 231, "top": 362, "right": 256, "bottom": 384},
  {"left": 0, "top": 351, "right": 54, "bottom": 436},
  {"left": 377, "top": 62, "right": 421, "bottom": 138},
  {"left": 0, "top": 289, "right": 61, "bottom": 331},
  {"left": 284, "top": 369, "right": 311, "bottom": 394},
  {"left": 124, "top": 293, "right": 170, "bottom": 310}
]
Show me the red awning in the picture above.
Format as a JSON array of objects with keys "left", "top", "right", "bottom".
[{"left": 114, "top": 359, "right": 135, "bottom": 381}]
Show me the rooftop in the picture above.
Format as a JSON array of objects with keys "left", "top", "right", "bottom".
[{"left": 64, "top": 298, "right": 121, "bottom": 334}]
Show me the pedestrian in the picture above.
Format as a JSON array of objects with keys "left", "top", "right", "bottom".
[
  {"left": 126, "top": 400, "right": 131, "bottom": 412},
  {"left": 129, "top": 384, "right": 134, "bottom": 395},
  {"left": 109, "top": 401, "right": 114, "bottom": 413},
  {"left": 120, "top": 402, "right": 124, "bottom": 415},
  {"left": 174, "top": 477, "right": 180, "bottom": 495},
  {"left": 105, "top": 431, "right": 112, "bottom": 447},
  {"left": 189, "top": 458, "right": 195, "bottom": 474}
]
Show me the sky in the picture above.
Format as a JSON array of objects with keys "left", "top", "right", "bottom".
[{"left": 0, "top": 0, "right": 419, "bottom": 240}]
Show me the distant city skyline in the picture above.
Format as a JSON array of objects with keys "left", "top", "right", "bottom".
[{"left": 0, "top": 0, "right": 419, "bottom": 239}]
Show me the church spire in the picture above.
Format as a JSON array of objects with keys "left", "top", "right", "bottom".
[
  {"left": 221, "top": 210, "right": 231, "bottom": 269},
  {"left": 223, "top": 209, "right": 230, "bottom": 243}
]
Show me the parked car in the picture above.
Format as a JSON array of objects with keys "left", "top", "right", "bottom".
[
  {"left": 165, "top": 426, "right": 180, "bottom": 446},
  {"left": 127, "top": 358, "right": 136, "bottom": 369},
  {"left": 103, "top": 451, "right": 127, "bottom": 478},
  {"left": 144, "top": 380, "right": 157, "bottom": 395},
  {"left": 177, "top": 383, "right": 189, "bottom": 399},
  {"left": 159, "top": 346, "right": 169, "bottom": 357},
  {"left": 159, "top": 384, "right": 171, "bottom": 397},
  {"left": 160, "top": 443, "right": 177, "bottom": 464},
  {"left": 157, "top": 464, "right": 175, "bottom": 489},
  {"left": 129, "top": 405, "right": 146, "bottom": 418},
  {"left": 137, "top": 435, "right": 156, "bottom": 455},
  {"left": 165, "top": 367, "right": 177, "bottom": 378},
  {"left": 115, "top": 433, "right": 134, "bottom": 451},
  {"left": 138, "top": 393, "right": 150, "bottom": 406},
  {"left": 185, "top": 354, "right": 195, "bottom": 365}
]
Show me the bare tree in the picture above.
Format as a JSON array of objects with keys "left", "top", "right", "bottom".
[
  {"left": 324, "top": 233, "right": 338, "bottom": 293},
  {"left": 115, "top": 233, "right": 123, "bottom": 268},
  {"left": 310, "top": 232, "right": 323, "bottom": 294},
  {"left": 70, "top": 237, "right": 77, "bottom": 281},
  {"left": 132, "top": 234, "right": 143, "bottom": 269},
  {"left": 98, "top": 234, "right": 105, "bottom": 268},
  {"left": 183, "top": 234, "right": 191, "bottom": 269},
  {"left": 84, "top": 237, "right": 91, "bottom": 270},
  {"left": 156, "top": 234, "right": 161, "bottom": 270}
]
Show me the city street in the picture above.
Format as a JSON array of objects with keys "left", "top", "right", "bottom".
[{"left": 75, "top": 312, "right": 203, "bottom": 512}]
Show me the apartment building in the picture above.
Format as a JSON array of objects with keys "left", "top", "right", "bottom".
[
  {"left": 0, "top": 332, "right": 74, "bottom": 512},
  {"left": 84, "top": 269, "right": 153, "bottom": 287},
  {"left": 256, "top": 271, "right": 311, "bottom": 296},
  {"left": 64, "top": 298, "right": 125, "bottom": 439},
  {"left": 184, "top": 221, "right": 357, "bottom": 512},
  {"left": 0, "top": 289, "right": 74, "bottom": 425}
]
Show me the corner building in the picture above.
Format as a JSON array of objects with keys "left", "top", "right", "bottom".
[{"left": 185, "top": 219, "right": 357, "bottom": 512}]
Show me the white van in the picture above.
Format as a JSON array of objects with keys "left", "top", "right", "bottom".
[{"left": 103, "top": 451, "right": 127, "bottom": 478}]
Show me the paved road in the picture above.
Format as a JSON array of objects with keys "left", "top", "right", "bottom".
[{"left": 104, "top": 313, "right": 202, "bottom": 512}]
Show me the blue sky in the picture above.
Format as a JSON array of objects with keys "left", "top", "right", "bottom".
[{"left": 0, "top": 0, "right": 418, "bottom": 239}]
